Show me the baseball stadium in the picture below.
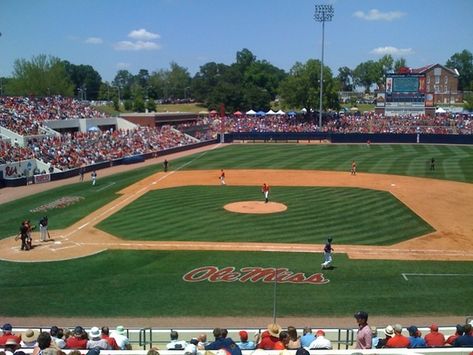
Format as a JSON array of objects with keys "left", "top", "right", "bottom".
[{"left": 1, "top": 1, "right": 473, "bottom": 354}]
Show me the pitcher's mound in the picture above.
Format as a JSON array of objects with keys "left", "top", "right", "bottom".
[{"left": 224, "top": 201, "right": 287, "bottom": 214}]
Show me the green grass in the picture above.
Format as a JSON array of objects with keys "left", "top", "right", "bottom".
[
  {"left": 97, "top": 186, "right": 433, "bottom": 245},
  {"left": 1, "top": 143, "right": 472, "bottom": 318},
  {"left": 0, "top": 250, "right": 471, "bottom": 317},
  {"left": 172, "top": 144, "right": 473, "bottom": 183}
]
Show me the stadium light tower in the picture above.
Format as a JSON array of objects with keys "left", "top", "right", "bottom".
[{"left": 314, "top": 4, "right": 334, "bottom": 129}]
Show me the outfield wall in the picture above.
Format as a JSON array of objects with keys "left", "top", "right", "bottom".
[{"left": 223, "top": 133, "right": 473, "bottom": 144}]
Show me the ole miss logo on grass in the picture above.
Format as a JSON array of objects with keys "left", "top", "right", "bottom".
[{"left": 183, "top": 266, "right": 329, "bottom": 284}]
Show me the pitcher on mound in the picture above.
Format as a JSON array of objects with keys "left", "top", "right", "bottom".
[{"left": 261, "top": 183, "right": 270, "bottom": 203}]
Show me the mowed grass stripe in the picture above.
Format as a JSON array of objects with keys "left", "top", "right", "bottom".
[
  {"left": 173, "top": 144, "right": 473, "bottom": 182},
  {"left": 97, "top": 186, "right": 433, "bottom": 245},
  {"left": 1, "top": 250, "right": 472, "bottom": 317}
]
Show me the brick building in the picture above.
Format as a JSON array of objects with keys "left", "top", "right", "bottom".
[{"left": 411, "top": 64, "right": 462, "bottom": 105}]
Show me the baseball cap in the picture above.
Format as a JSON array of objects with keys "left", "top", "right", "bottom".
[
  {"left": 2, "top": 323, "right": 13, "bottom": 331},
  {"left": 239, "top": 330, "right": 248, "bottom": 341},
  {"left": 315, "top": 329, "right": 325, "bottom": 336},
  {"left": 354, "top": 311, "right": 368, "bottom": 320},
  {"left": 430, "top": 324, "right": 439, "bottom": 332}
]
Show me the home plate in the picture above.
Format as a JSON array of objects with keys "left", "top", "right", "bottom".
[{"left": 54, "top": 241, "right": 62, "bottom": 244}]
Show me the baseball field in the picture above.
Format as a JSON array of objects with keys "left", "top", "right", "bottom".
[{"left": 0, "top": 143, "right": 472, "bottom": 321}]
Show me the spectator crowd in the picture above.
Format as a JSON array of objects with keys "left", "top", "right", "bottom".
[
  {"left": 1, "top": 315, "right": 472, "bottom": 355},
  {"left": 1, "top": 96, "right": 472, "bottom": 172}
]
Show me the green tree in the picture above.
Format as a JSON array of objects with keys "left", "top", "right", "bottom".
[
  {"left": 394, "top": 58, "right": 407, "bottom": 73},
  {"left": 112, "top": 70, "right": 134, "bottom": 100},
  {"left": 337, "top": 66, "right": 353, "bottom": 91},
  {"left": 63, "top": 61, "right": 102, "bottom": 100},
  {"left": 279, "top": 59, "right": 338, "bottom": 112},
  {"left": 6, "top": 54, "right": 74, "bottom": 96},
  {"left": 446, "top": 50, "right": 473, "bottom": 91},
  {"left": 352, "top": 60, "right": 379, "bottom": 93},
  {"left": 167, "top": 62, "right": 192, "bottom": 99}
]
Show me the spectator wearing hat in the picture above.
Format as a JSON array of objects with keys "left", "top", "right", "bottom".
[
  {"left": 370, "top": 327, "right": 379, "bottom": 348},
  {"left": 407, "top": 326, "right": 426, "bottom": 348},
  {"left": 354, "top": 311, "right": 372, "bottom": 349},
  {"left": 196, "top": 333, "right": 208, "bottom": 348},
  {"left": 308, "top": 330, "right": 332, "bottom": 350},
  {"left": 111, "top": 326, "right": 131, "bottom": 350},
  {"left": 21, "top": 329, "right": 39, "bottom": 347},
  {"left": 300, "top": 327, "right": 315, "bottom": 349},
  {"left": 166, "top": 330, "right": 187, "bottom": 350},
  {"left": 100, "top": 327, "right": 119, "bottom": 350},
  {"left": 453, "top": 323, "right": 473, "bottom": 346},
  {"left": 50, "top": 326, "right": 66, "bottom": 349},
  {"left": 66, "top": 326, "right": 88, "bottom": 349},
  {"left": 236, "top": 331, "right": 255, "bottom": 350},
  {"left": 87, "top": 327, "right": 111, "bottom": 350},
  {"left": 376, "top": 325, "right": 394, "bottom": 348},
  {"left": 386, "top": 324, "right": 410, "bottom": 348},
  {"left": 0, "top": 324, "right": 21, "bottom": 347},
  {"left": 446, "top": 325, "right": 464, "bottom": 345},
  {"left": 424, "top": 324, "right": 446, "bottom": 347},
  {"left": 256, "top": 323, "right": 281, "bottom": 350}
]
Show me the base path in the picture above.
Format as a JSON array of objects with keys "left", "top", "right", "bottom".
[{"left": 1, "top": 169, "right": 472, "bottom": 262}]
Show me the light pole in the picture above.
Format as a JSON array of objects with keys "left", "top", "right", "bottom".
[{"left": 314, "top": 4, "right": 334, "bottom": 129}]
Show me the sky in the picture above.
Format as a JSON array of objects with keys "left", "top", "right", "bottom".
[{"left": 1, "top": 0, "right": 472, "bottom": 83}]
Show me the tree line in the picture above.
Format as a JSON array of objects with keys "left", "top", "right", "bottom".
[{"left": 1, "top": 48, "right": 472, "bottom": 113}]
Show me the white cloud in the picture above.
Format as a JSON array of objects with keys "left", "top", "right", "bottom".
[
  {"left": 370, "top": 46, "right": 413, "bottom": 56},
  {"left": 353, "top": 9, "right": 405, "bottom": 21},
  {"left": 114, "top": 40, "right": 161, "bottom": 51},
  {"left": 85, "top": 37, "right": 103, "bottom": 44},
  {"left": 128, "top": 28, "right": 160, "bottom": 40},
  {"left": 116, "top": 62, "right": 131, "bottom": 69}
]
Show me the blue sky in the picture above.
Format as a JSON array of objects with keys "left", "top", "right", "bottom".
[{"left": 1, "top": 0, "right": 472, "bottom": 83}]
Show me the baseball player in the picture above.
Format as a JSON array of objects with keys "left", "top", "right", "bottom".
[
  {"left": 39, "top": 216, "right": 51, "bottom": 242},
  {"left": 261, "top": 183, "right": 270, "bottom": 203},
  {"left": 219, "top": 169, "right": 226, "bottom": 185},
  {"left": 91, "top": 170, "right": 97, "bottom": 185},
  {"left": 321, "top": 237, "right": 334, "bottom": 269},
  {"left": 351, "top": 160, "right": 357, "bottom": 175}
]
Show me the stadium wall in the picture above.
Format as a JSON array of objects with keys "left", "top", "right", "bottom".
[{"left": 223, "top": 132, "right": 473, "bottom": 144}]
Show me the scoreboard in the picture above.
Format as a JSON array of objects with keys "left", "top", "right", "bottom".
[{"left": 382, "top": 74, "right": 426, "bottom": 116}]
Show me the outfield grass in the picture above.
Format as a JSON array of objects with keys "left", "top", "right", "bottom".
[
  {"left": 97, "top": 186, "right": 433, "bottom": 245},
  {"left": 0, "top": 250, "right": 471, "bottom": 317},
  {"left": 172, "top": 144, "right": 473, "bottom": 183}
]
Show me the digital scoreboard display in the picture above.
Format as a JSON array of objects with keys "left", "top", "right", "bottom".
[{"left": 393, "top": 77, "right": 419, "bottom": 92}]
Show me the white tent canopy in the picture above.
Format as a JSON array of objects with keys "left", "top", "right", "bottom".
[
  {"left": 435, "top": 107, "right": 447, "bottom": 113},
  {"left": 266, "top": 109, "right": 276, "bottom": 115},
  {"left": 246, "top": 109, "right": 256, "bottom": 115},
  {"left": 276, "top": 109, "right": 286, "bottom": 115}
]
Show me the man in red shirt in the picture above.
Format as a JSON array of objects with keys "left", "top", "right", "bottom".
[
  {"left": 386, "top": 324, "right": 410, "bottom": 348},
  {"left": 66, "top": 326, "right": 88, "bottom": 349},
  {"left": 261, "top": 183, "right": 270, "bottom": 203},
  {"left": 256, "top": 323, "right": 281, "bottom": 349},
  {"left": 424, "top": 324, "right": 446, "bottom": 347},
  {"left": 0, "top": 323, "right": 21, "bottom": 346},
  {"left": 101, "top": 326, "right": 119, "bottom": 350}
]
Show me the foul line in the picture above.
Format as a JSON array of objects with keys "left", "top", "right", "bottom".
[
  {"left": 402, "top": 273, "right": 473, "bottom": 281},
  {"left": 95, "top": 182, "right": 116, "bottom": 192},
  {"left": 65, "top": 146, "right": 219, "bottom": 239}
]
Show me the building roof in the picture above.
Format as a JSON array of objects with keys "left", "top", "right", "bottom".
[{"left": 411, "top": 63, "right": 459, "bottom": 76}]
